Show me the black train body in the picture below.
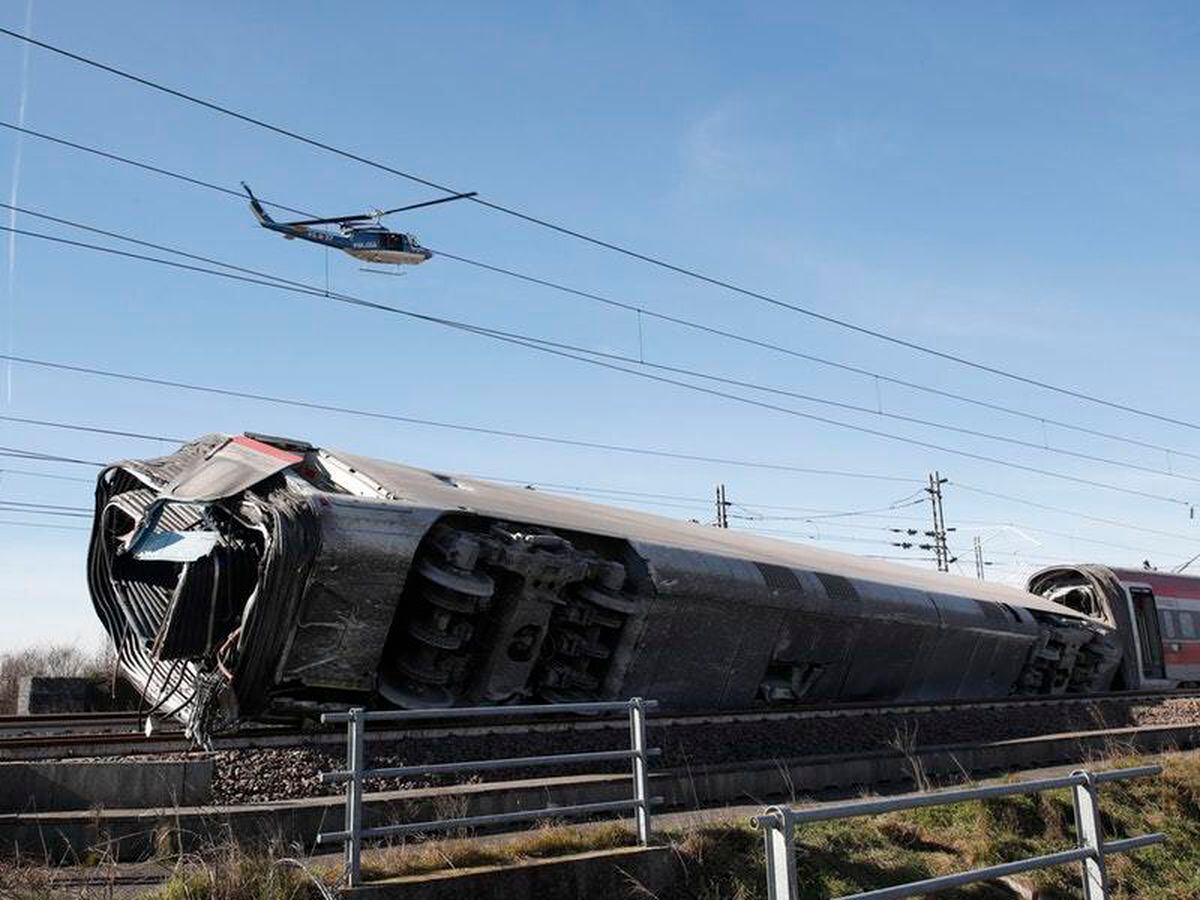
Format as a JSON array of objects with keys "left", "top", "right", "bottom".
[{"left": 86, "top": 434, "right": 1122, "bottom": 739}]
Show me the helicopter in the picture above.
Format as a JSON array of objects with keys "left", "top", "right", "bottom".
[{"left": 241, "top": 183, "right": 476, "bottom": 266}]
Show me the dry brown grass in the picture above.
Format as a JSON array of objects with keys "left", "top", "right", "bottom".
[{"left": 362, "top": 820, "right": 637, "bottom": 879}]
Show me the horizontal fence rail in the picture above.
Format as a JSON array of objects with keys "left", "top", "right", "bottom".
[
  {"left": 752, "top": 765, "right": 1163, "bottom": 900},
  {"left": 317, "top": 698, "right": 659, "bottom": 887}
]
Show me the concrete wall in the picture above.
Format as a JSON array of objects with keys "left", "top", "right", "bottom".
[
  {"left": 0, "top": 759, "right": 213, "bottom": 813},
  {"left": 16, "top": 678, "right": 94, "bottom": 714}
]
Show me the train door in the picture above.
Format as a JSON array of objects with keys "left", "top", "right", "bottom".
[{"left": 1130, "top": 588, "right": 1166, "bottom": 679}]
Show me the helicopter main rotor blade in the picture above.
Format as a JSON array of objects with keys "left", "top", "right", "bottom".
[
  {"left": 276, "top": 213, "right": 374, "bottom": 228},
  {"left": 276, "top": 192, "right": 476, "bottom": 228},
  {"left": 377, "top": 191, "right": 478, "bottom": 217}
]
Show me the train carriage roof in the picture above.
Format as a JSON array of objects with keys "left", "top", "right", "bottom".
[{"left": 326, "top": 445, "right": 1101, "bottom": 622}]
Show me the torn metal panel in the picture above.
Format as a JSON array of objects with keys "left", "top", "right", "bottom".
[
  {"left": 86, "top": 433, "right": 1125, "bottom": 742},
  {"left": 163, "top": 435, "right": 302, "bottom": 502},
  {"left": 130, "top": 530, "right": 220, "bottom": 562}
]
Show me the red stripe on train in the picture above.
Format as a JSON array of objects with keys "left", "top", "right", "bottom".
[
  {"left": 1113, "top": 568, "right": 1200, "bottom": 603},
  {"left": 1163, "top": 641, "right": 1200, "bottom": 666}
]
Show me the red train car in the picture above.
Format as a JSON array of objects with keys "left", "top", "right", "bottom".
[{"left": 1029, "top": 565, "right": 1200, "bottom": 690}]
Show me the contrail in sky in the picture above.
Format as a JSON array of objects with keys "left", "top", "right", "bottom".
[{"left": 5, "top": 0, "right": 34, "bottom": 405}]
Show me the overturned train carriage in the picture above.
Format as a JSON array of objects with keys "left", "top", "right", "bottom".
[{"left": 88, "top": 433, "right": 1122, "bottom": 739}]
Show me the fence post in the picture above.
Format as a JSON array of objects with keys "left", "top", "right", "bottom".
[
  {"left": 345, "top": 706, "right": 367, "bottom": 888},
  {"left": 629, "top": 696, "right": 652, "bottom": 845},
  {"left": 1071, "top": 769, "right": 1108, "bottom": 899},
  {"left": 759, "top": 807, "right": 798, "bottom": 900}
]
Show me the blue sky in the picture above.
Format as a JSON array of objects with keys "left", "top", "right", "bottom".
[{"left": 1, "top": 2, "right": 1199, "bottom": 651}]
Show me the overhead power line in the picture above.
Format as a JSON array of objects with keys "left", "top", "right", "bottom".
[
  {"left": 5, "top": 427, "right": 1188, "bottom": 561},
  {"left": 727, "top": 525, "right": 903, "bottom": 548},
  {"left": 0, "top": 412, "right": 183, "bottom": 443},
  {"left": 0, "top": 518, "right": 88, "bottom": 532},
  {"left": 0, "top": 445, "right": 103, "bottom": 467},
  {"left": 5, "top": 30, "right": 1199, "bottom": 434},
  {"left": 11, "top": 195, "right": 1197, "bottom": 487},
  {"left": 951, "top": 481, "right": 1199, "bottom": 544},
  {"left": 0, "top": 218, "right": 1195, "bottom": 510},
  {"left": 0, "top": 498, "right": 89, "bottom": 512},
  {"left": 0, "top": 466, "right": 91, "bottom": 483},
  {"left": 957, "top": 520, "right": 1171, "bottom": 559},
  {"left": 9, "top": 122, "right": 1197, "bottom": 468},
  {"left": 0, "top": 121, "right": 314, "bottom": 218},
  {"left": 435, "top": 250, "right": 1200, "bottom": 465},
  {"left": 0, "top": 500, "right": 89, "bottom": 518},
  {"left": 0, "top": 368, "right": 921, "bottom": 485}
]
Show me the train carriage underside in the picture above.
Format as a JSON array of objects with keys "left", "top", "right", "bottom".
[{"left": 87, "top": 434, "right": 1123, "bottom": 741}]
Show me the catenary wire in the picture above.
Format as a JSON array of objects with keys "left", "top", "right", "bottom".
[
  {"left": 4, "top": 431, "right": 1186, "bottom": 560},
  {"left": 0, "top": 518, "right": 88, "bottom": 531},
  {"left": 0, "top": 445, "right": 103, "bottom": 466},
  {"left": 0, "top": 369, "right": 923, "bottom": 485},
  {"left": 0, "top": 412, "right": 184, "bottom": 443},
  {"left": 6, "top": 119, "right": 1198, "bottom": 467},
  {"left": 4, "top": 30, "right": 1198, "bottom": 434},
  {"left": 0, "top": 221, "right": 1194, "bottom": 509},
  {"left": 9, "top": 198, "right": 1196, "bottom": 488},
  {"left": 951, "top": 482, "right": 1200, "bottom": 544},
  {"left": 0, "top": 466, "right": 91, "bottom": 483}
]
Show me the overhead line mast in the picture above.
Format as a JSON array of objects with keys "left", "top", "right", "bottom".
[
  {"left": 925, "top": 472, "right": 956, "bottom": 573},
  {"left": 4, "top": 29, "right": 1199, "bottom": 434}
]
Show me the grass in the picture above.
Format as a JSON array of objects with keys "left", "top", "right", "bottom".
[
  {"left": 663, "top": 749, "right": 1200, "bottom": 899},
  {"left": 362, "top": 820, "right": 637, "bottom": 879},
  {"left": 4, "top": 750, "right": 1200, "bottom": 898}
]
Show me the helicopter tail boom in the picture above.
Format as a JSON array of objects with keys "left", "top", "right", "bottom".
[{"left": 241, "top": 182, "right": 275, "bottom": 226}]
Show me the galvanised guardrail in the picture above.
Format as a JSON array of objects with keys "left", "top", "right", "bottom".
[
  {"left": 317, "top": 698, "right": 659, "bottom": 887},
  {"left": 751, "top": 764, "right": 1163, "bottom": 900}
]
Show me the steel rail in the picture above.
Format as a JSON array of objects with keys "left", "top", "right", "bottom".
[{"left": 2, "top": 688, "right": 1198, "bottom": 754}]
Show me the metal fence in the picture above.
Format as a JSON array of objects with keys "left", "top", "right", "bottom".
[
  {"left": 752, "top": 764, "right": 1163, "bottom": 900},
  {"left": 316, "top": 697, "right": 659, "bottom": 887}
]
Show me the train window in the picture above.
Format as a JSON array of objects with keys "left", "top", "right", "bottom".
[
  {"left": 1182, "top": 612, "right": 1197, "bottom": 639},
  {"left": 1161, "top": 611, "right": 1177, "bottom": 639}
]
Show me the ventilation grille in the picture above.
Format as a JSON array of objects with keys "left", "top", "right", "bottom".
[
  {"left": 754, "top": 562, "right": 804, "bottom": 593},
  {"left": 815, "top": 572, "right": 859, "bottom": 603}
]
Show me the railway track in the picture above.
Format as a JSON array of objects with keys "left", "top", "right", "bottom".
[
  {"left": 3, "top": 688, "right": 1199, "bottom": 761},
  {"left": 7, "top": 720, "right": 1200, "bottom": 865},
  {"left": 0, "top": 710, "right": 163, "bottom": 737}
]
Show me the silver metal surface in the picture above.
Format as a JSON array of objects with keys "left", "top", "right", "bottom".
[
  {"left": 753, "top": 765, "right": 1163, "bottom": 900},
  {"left": 317, "top": 697, "right": 658, "bottom": 888},
  {"left": 1073, "top": 769, "right": 1107, "bottom": 898},
  {"left": 840, "top": 848, "right": 1094, "bottom": 900},
  {"left": 359, "top": 798, "right": 659, "bottom": 840},
  {"left": 320, "top": 698, "right": 659, "bottom": 723},
  {"left": 344, "top": 707, "right": 365, "bottom": 888},
  {"left": 319, "top": 746, "right": 661, "bottom": 783},
  {"left": 630, "top": 696, "right": 651, "bottom": 845}
]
